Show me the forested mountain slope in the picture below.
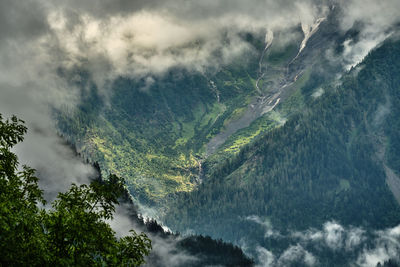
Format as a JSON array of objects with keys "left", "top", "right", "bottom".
[
  {"left": 55, "top": 9, "right": 346, "bottom": 206},
  {"left": 94, "top": 165, "right": 254, "bottom": 267},
  {"left": 0, "top": 114, "right": 253, "bottom": 266},
  {"left": 163, "top": 37, "right": 400, "bottom": 263},
  {"left": 56, "top": 42, "right": 261, "bottom": 204},
  {"left": 4, "top": 0, "right": 400, "bottom": 265}
]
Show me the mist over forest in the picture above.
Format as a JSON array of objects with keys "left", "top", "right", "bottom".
[{"left": 1, "top": 0, "right": 400, "bottom": 266}]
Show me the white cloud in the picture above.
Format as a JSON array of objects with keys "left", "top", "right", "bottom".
[
  {"left": 1, "top": 2, "right": 400, "bottom": 264},
  {"left": 255, "top": 246, "right": 275, "bottom": 267},
  {"left": 255, "top": 244, "right": 317, "bottom": 267},
  {"left": 357, "top": 225, "right": 400, "bottom": 267},
  {"left": 278, "top": 244, "right": 317, "bottom": 266},
  {"left": 250, "top": 220, "right": 400, "bottom": 266},
  {"left": 338, "top": 0, "right": 400, "bottom": 70},
  {"left": 312, "top": 88, "right": 325, "bottom": 98},
  {"left": 246, "top": 215, "right": 281, "bottom": 238},
  {"left": 109, "top": 204, "right": 199, "bottom": 266},
  {"left": 0, "top": 33, "right": 92, "bottom": 201},
  {"left": 345, "top": 227, "right": 366, "bottom": 251},
  {"left": 47, "top": 10, "right": 256, "bottom": 90},
  {"left": 342, "top": 32, "right": 389, "bottom": 70},
  {"left": 323, "top": 221, "right": 345, "bottom": 250}
]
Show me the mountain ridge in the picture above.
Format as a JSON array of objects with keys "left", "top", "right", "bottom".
[{"left": 163, "top": 36, "right": 400, "bottom": 264}]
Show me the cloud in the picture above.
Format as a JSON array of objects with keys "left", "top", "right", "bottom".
[
  {"left": 1, "top": 0, "right": 393, "bottom": 107},
  {"left": 0, "top": 0, "right": 49, "bottom": 44},
  {"left": 51, "top": 0, "right": 326, "bottom": 26},
  {"left": 143, "top": 236, "right": 198, "bottom": 267},
  {"left": 1, "top": 1, "right": 400, "bottom": 265},
  {"left": 337, "top": 0, "right": 400, "bottom": 69},
  {"left": 290, "top": 221, "right": 366, "bottom": 251},
  {"left": 312, "top": 88, "right": 325, "bottom": 98},
  {"left": 47, "top": 10, "right": 256, "bottom": 91},
  {"left": 14, "top": 128, "right": 96, "bottom": 201},
  {"left": 357, "top": 225, "right": 400, "bottom": 267},
  {"left": 341, "top": 32, "right": 389, "bottom": 70},
  {"left": 255, "top": 244, "right": 317, "bottom": 267},
  {"left": 245, "top": 218, "right": 400, "bottom": 266},
  {"left": 323, "top": 221, "right": 345, "bottom": 250},
  {"left": 2, "top": 0, "right": 398, "bottom": 129},
  {"left": 246, "top": 215, "right": 281, "bottom": 238},
  {"left": 0, "top": 7, "right": 90, "bottom": 201},
  {"left": 0, "top": 30, "right": 92, "bottom": 201},
  {"left": 34, "top": 0, "right": 334, "bottom": 95},
  {"left": 339, "top": 0, "right": 400, "bottom": 32},
  {"left": 109, "top": 204, "right": 198, "bottom": 267},
  {"left": 345, "top": 227, "right": 365, "bottom": 251},
  {"left": 255, "top": 246, "right": 276, "bottom": 267},
  {"left": 278, "top": 244, "right": 317, "bottom": 266}
]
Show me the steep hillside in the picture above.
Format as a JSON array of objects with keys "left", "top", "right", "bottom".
[
  {"left": 55, "top": 9, "right": 346, "bottom": 205},
  {"left": 163, "top": 37, "right": 400, "bottom": 263},
  {"left": 56, "top": 57, "right": 260, "bottom": 204},
  {"left": 94, "top": 166, "right": 254, "bottom": 267},
  {"left": 0, "top": 114, "right": 253, "bottom": 266}
]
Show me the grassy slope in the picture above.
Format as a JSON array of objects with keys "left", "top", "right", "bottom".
[
  {"left": 55, "top": 20, "right": 338, "bottom": 205},
  {"left": 56, "top": 47, "right": 263, "bottom": 203},
  {"left": 56, "top": 27, "right": 316, "bottom": 204}
]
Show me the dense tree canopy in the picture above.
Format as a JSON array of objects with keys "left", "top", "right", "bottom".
[
  {"left": 164, "top": 38, "right": 400, "bottom": 265},
  {"left": 0, "top": 114, "right": 151, "bottom": 266}
]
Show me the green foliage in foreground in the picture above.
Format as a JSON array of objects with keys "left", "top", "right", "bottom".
[{"left": 0, "top": 115, "right": 151, "bottom": 266}]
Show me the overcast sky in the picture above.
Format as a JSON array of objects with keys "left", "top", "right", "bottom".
[
  {"left": 0, "top": 0, "right": 399, "bottom": 200},
  {"left": 1, "top": 1, "right": 399, "bottom": 265}
]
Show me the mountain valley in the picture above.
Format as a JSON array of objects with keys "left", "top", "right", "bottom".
[{"left": 2, "top": 1, "right": 400, "bottom": 266}]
